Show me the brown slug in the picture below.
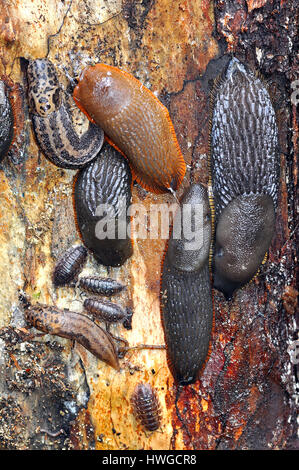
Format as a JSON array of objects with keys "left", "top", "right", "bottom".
[{"left": 73, "top": 63, "right": 186, "bottom": 194}]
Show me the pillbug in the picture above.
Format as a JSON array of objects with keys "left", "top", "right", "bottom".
[
  {"left": 53, "top": 245, "right": 88, "bottom": 287},
  {"left": 73, "top": 63, "right": 186, "bottom": 194},
  {"left": 131, "top": 383, "right": 162, "bottom": 432},
  {"left": 20, "top": 294, "right": 119, "bottom": 370},
  {"left": 79, "top": 276, "right": 126, "bottom": 296},
  {"left": 26, "top": 58, "right": 104, "bottom": 169},
  {"left": 83, "top": 298, "right": 127, "bottom": 324},
  {"left": 73, "top": 142, "right": 133, "bottom": 267},
  {"left": 160, "top": 183, "right": 213, "bottom": 386},
  {"left": 0, "top": 80, "right": 14, "bottom": 162},
  {"left": 210, "top": 57, "right": 280, "bottom": 300}
]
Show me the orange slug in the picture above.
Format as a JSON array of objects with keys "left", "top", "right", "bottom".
[{"left": 73, "top": 64, "right": 186, "bottom": 194}]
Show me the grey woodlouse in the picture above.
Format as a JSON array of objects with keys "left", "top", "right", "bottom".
[
  {"left": 53, "top": 245, "right": 88, "bottom": 287},
  {"left": 131, "top": 383, "right": 162, "bottom": 432}
]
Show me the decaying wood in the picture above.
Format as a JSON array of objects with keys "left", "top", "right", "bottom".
[{"left": 0, "top": 0, "right": 297, "bottom": 450}]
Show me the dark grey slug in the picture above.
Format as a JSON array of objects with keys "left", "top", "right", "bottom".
[
  {"left": 160, "top": 183, "right": 213, "bottom": 385},
  {"left": 74, "top": 142, "right": 133, "bottom": 267},
  {"left": 0, "top": 80, "right": 14, "bottom": 162},
  {"left": 26, "top": 58, "right": 104, "bottom": 169},
  {"left": 210, "top": 57, "right": 280, "bottom": 300}
]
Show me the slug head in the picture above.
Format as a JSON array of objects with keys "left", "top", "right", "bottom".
[
  {"left": 167, "top": 184, "right": 211, "bottom": 272},
  {"left": 27, "top": 59, "right": 62, "bottom": 116},
  {"left": 213, "top": 194, "right": 275, "bottom": 300},
  {"left": 73, "top": 64, "right": 132, "bottom": 123}
]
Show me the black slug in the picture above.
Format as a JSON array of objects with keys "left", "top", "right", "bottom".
[
  {"left": 131, "top": 383, "right": 162, "bottom": 432},
  {"left": 210, "top": 57, "right": 280, "bottom": 300},
  {"left": 79, "top": 276, "right": 126, "bottom": 296},
  {"left": 73, "top": 142, "right": 133, "bottom": 267},
  {"left": 0, "top": 80, "right": 14, "bottom": 162},
  {"left": 53, "top": 245, "right": 88, "bottom": 286},
  {"left": 26, "top": 58, "right": 104, "bottom": 169},
  {"left": 20, "top": 294, "right": 119, "bottom": 370},
  {"left": 160, "top": 183, "right": 213, "bottom": 385}
]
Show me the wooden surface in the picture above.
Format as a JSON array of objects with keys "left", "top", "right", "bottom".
[{"left": 0, "top": 0, "right": 297, "bottom": 450}]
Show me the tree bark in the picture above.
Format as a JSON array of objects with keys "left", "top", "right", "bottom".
[{"left": 0, "top": 0, "right": 297, "bottom": 450}]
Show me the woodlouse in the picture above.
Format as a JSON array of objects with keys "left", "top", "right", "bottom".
[
  {"left": 79, "top": 276, "right": 126, "bottom": 296},
  {"left": 83, "top": 298, "right": 127, "bottom": 324},
  {"left": 131, "top": 383, "right": 162, "bottom": 432},
  {"left": 53, "top": 245, "right": 88, "bottom": 287}
]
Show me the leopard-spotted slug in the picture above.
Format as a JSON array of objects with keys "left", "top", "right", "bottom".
[{"left": 27, "top": 58, "right": 104, "bottom": 169}]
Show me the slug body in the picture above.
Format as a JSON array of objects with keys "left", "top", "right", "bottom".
[
  {"left": 210, "top": 57, "right": 279, "bottom": 300},
  {"left": 131, "top": 383, "right": 162, "bottom": 432},
  {"left": 79, "top": 276, "right": 125, "bottom": 296},
  {"left": 160, "top": 184, "right": 213, "bottom": 385},
  {"left": 53, "top": 245, "right": 88, "bottom": 286},
  {"left": 73, "top": 63, "right": 186, "bottom": 194},
  {"left": 0, "top": 80, "right": 14, "bottom": 162},
  {"left": 23, "top": 298, "right": 119, "bottom": 370},
  {"left": 74, "top": 142, "right": 133, "bottom": 266},
  {"left": 83, "top": 298, "right": 127, "bottom": 324},
  {"left": 27, "top": 59, "right": 104, "bottom": 169}
]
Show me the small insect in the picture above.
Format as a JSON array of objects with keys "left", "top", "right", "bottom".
[
  {"left": 73, "top": 63, "right": 186, "bottom": 194},
  {"left": 0, "top": 80, "right": 14, "bottom": 162},
  {"left": 79, "top": 276, "right": 126, "bottom": 296},
  {"left": 20, "top": 294, "right": 119, "bottom": 370},
  {"left": 53, "top": 245, "right": 88, "bottom": 287},
  {"left": 210, "top": 57, "right": 279, "bottom": 300},
  {"left": 160, "top": 183, "right": 213, "bottom": 386},
  {"left": 26, "top": 58, "right": 104, "bottom": 169},
  {"left": 73, "top": 142, "right": 133, "bottom": 267},
  {"left": 122, "top": 307, "right": 133, "bottom": 330},
  {"left": 131, "top": 383, "right": 162, "bottom": 432},
  {"left": 83, "top": 298, "right": 127, "bottom": 324}
]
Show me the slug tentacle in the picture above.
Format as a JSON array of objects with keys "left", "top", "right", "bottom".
[
  {"left": 27, "top": 58, "right": 104, "bottom": 169},
  {"left": 73, "top": 63, "right": 186, "bottom": 194},
  {"left": 210, "top": 57, "right": 280, "bottom": 300}
]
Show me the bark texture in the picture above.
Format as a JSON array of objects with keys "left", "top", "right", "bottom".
[{"left": 0, "top": 0, "right": 297, "bottom": 450}]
